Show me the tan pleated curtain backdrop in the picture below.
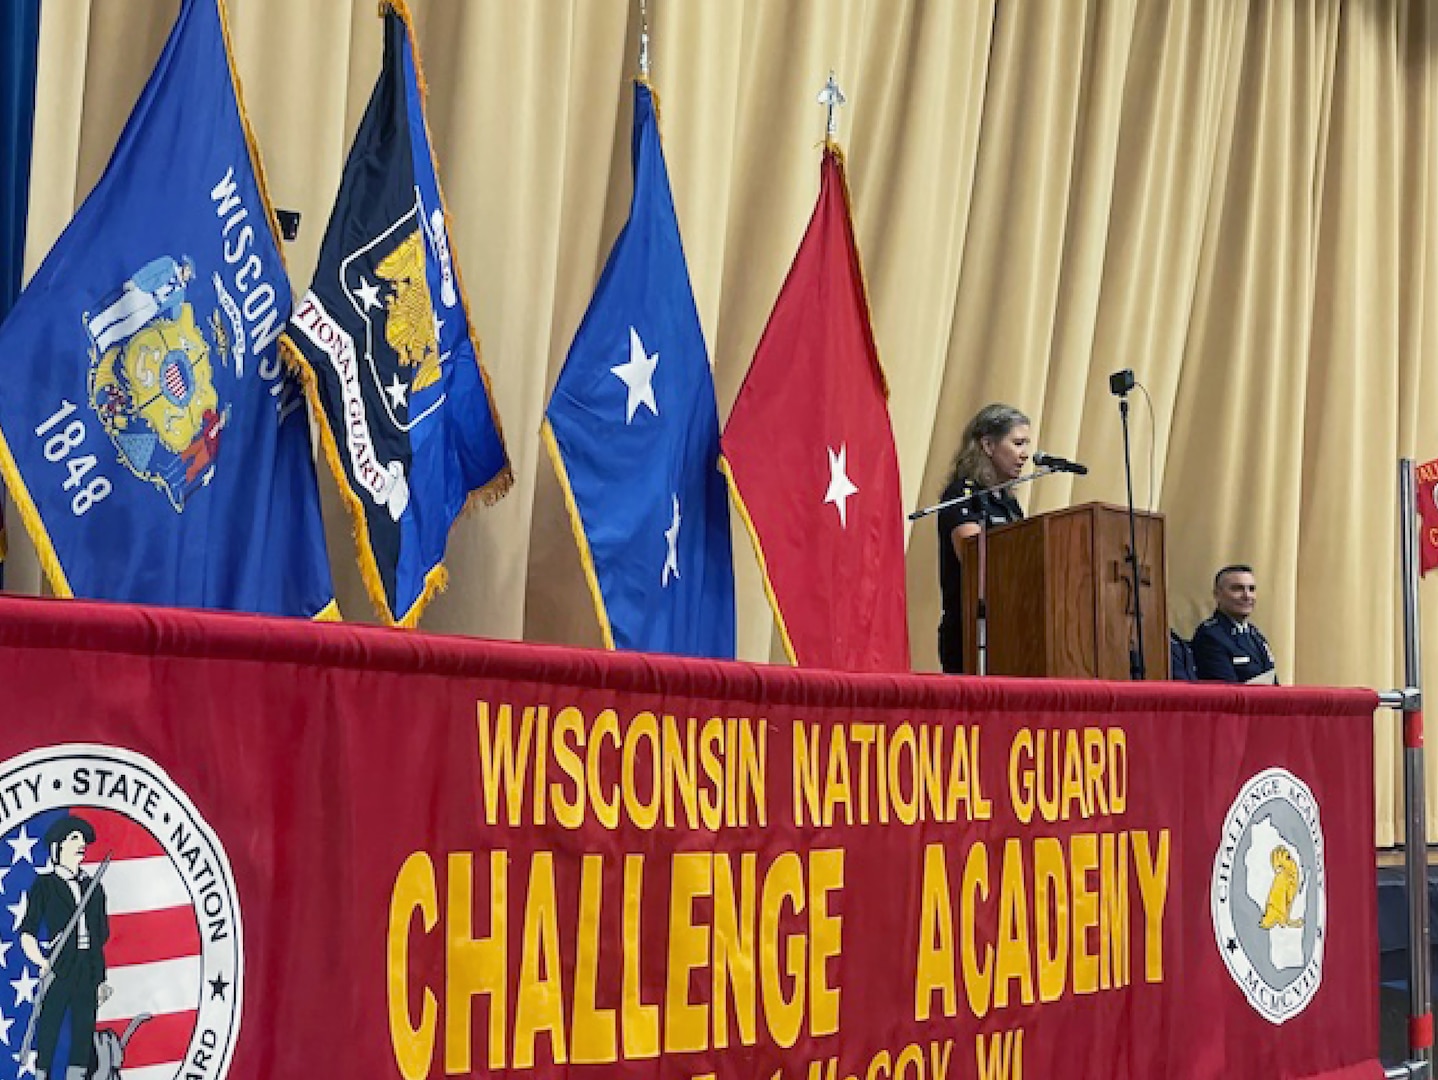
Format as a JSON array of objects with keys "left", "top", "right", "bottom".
[{"left": 8, "top": 0, "right": 1438, "bottom": 842}]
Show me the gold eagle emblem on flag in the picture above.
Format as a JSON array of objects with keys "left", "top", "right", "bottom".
[{"left": 375, "top": 230, "right": 442, "bottom": 394}]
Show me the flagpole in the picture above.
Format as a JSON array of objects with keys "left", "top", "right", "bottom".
[
  {"left": 1398, "top": 458, "right": 1432, "bottom": 1069},
  {"left": 818, "top": 71, "right": 846, "bottom": 145},
  {"left": 638, "top": 0, "right": 650, "bottom": 79}
]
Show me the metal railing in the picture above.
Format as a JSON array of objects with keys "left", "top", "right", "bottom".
[{"left": 1383, "top": 461, "right": 1432, "bottom": 1078}]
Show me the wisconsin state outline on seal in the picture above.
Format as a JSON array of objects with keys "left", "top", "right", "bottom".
[{"left": 1211, "top": 766, "right": 1327, "bottom": 1025}]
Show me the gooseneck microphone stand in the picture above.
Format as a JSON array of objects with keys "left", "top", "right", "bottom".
[
  {"left": 1111, "top": 370, "right": 1145, "bottom": 680},
  {"left": 910, "top": 465, "right": 1062, "bottom": 676}
]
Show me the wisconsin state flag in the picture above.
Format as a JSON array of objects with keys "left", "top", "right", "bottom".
[
  {"left": 0, "top": 0, "right": 334, "bottom": 616},
  {"left": 284, "top": 0, "right": 511, "bottom": 627},
  {"left": 721, "top": 145, "right": 909, "bottom": 671},
  {"left": 543, "top": 82, "right": 735, "bottom": 658}
]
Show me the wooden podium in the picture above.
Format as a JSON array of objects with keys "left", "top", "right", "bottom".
[{"left": 958, "top": 502, "right": 1168, "bottom": 679}]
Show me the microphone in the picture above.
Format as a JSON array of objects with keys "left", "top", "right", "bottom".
[{"left": 1034, "top": 451, "right": 1089, "bottom": 476}]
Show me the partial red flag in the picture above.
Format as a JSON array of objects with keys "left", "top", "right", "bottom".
[
  {"left": 1418, "top": 458, "right": 1438, "bottom": 575},
  {"left": 720, "top": 145, "right": 909, "bottom": 672}
]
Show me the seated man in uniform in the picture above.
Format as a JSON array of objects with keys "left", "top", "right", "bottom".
[{"left": 1191, "top": 564, "right": 1277, "bottom": 684}]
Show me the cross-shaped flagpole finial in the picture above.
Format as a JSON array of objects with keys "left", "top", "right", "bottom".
[{"left": 817, "top": 71, "right": 846, "bottom": 140}]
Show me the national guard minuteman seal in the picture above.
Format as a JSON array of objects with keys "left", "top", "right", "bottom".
[
  {"left": 0, "top": 745, "right": 242, "bottom": 1080},
  {"left": 1211, "top": 767, "right": 1326, "bottom": 1024}
]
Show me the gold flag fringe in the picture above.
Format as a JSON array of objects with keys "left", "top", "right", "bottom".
[
  {"left": 0, "top": 422, "right": 73, "bottom": 598},
  {"left": 379, "top": 0, "right": 429, "bottom": 98},
  {"left": 399, "top": 565, "right": 448, "bottom": 629},
  {"left": 717, "top": 455, "right": 799, "bottom": 666},
  {"left": 460, "top": 462, "right": 515, "bottom": 518},
  {"left": 0, "top": 1, "right": 338, "bottom": 621},
  {"left": 216, "top": 0, "right": 292, "bottom": 275},
  {"left": 279, "top": 337, "right": 407, "bottom": 626},
  {"left": 276, "top": 0, "right": 516, "bottom": 628},
  {"left": 220, "top": 0, "right": 343, "bottom": 621},
  {"left": 640, "top": 76, "right": 661, "bottom": 124},
  {"left": 534, "top": 77, "right": 677, "bottom": 653},
  {"left": 541, "top": 421, "right": 616, "bottom": 650},
  {"left": 381, "top": 0, "right": 512, "bottom": 478}
]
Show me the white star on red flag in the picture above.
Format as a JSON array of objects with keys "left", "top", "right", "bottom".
[{"left": 824, "top": 444, "right": 859, "bottom": 528}]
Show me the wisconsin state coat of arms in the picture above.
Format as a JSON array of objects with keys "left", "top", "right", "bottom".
[{"left": 84, "top": 255, "right": 230, "bottom": 512}]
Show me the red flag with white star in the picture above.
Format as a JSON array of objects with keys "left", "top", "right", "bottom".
[{"left": 720, "top": 145, "right": 909, "bottom": 672}]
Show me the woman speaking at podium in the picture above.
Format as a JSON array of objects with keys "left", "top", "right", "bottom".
[{"left": 936, "top": 403, "right": 1032, "bottom": 673}]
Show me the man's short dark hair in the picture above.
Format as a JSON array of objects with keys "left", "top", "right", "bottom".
[
  {"left": 1213, "top": 564, "right": 1255, "bottom": 589},
  {"left": 43, "top": 814, "right": 96, "bottom": 852}
]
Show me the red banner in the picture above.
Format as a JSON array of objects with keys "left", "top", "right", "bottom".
[
  {"left": 0, "top": 596, "right": 1381, "bottom": 1080},
  {"left": 1417, "top": 457, "right": 1438, "bottom": 575}
]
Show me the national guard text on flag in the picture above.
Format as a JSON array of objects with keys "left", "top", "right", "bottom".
[
  {"left": 0, "top": 0, "right": 334, "bottom": 617},
  {"left": 543, "top": 81, "right": 736, "bottom": 659},
  {"left": 283, "top": 0, "right": 512, "bottom": 628}
]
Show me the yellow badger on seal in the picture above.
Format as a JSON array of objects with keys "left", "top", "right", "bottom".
[{"left": 1259, "top": 845, "right": 1305, "bottom": 929}]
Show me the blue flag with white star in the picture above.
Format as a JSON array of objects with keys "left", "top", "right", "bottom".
[
  {"left": 543, "top": 82, "right": 735, "bottom": 658},
  {"left": 0, "top": 0, "right": 334, "bottom": 616}
]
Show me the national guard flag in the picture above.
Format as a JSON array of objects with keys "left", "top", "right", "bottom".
[
  {"left": 0, "top": 0, "right": 335, "bottom": 617},
  {"left": 543, "top": 82, "right": 736, "bottom": 658},
  {"left": 283, "top": 0, "right": 511, "bottom": 628}
]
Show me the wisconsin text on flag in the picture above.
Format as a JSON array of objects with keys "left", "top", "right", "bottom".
[
  {"left": 721, "top": 143, "right": 909, "bottom": 672},
  {"left": 0, "top": 0, "right": 335, "bottom": 617},
  {"left": 542, "top": 81, "right": 735, "bottom": 659},
  {"left": 283, "top": 0, "right": 511, "bottom": 628}
]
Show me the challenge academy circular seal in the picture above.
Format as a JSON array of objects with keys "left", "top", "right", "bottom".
[
  {"left": 0, "top": 745, "right": 242, "bottom": 1080},
  {"left": 1211, "top": 767, "right": 1326, "bottom": 1024}
]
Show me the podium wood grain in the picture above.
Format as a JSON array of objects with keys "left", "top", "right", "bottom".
[{"left": 957, "top": 503, "right": 1167, "bottom": 679}]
